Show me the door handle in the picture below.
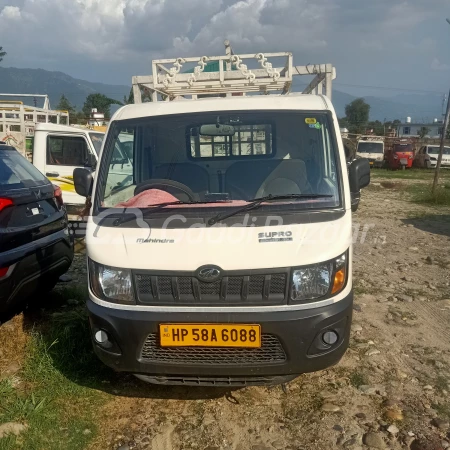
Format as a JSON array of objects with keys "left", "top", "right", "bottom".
[{"left": 46, "top": 172, "right": 59, "bottom": 177}]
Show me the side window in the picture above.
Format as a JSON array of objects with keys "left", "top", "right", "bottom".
[
  {"left": 104, "top": 129, "right": 135, "bottom": 204},
  {"left": 47, "top": 136, "right": 88, "bottom": 166}
]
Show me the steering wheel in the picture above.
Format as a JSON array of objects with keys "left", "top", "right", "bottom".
[{"left": 134, "top": 179, "right": 199, "bottom": 202}]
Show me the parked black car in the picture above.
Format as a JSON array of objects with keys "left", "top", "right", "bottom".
[{"left": 0, "top": 144, "right": 73, "bottom": 315}]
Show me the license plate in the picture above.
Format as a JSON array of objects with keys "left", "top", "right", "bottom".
[
  {"left": 159, "top": 324, "right": 261, "bottom": 348},
  {"left": 369, "top": 161, "right": 374, "bottom": 166},
  {"left": 400, "top": 158, "right": 407, "bottom": 165}
]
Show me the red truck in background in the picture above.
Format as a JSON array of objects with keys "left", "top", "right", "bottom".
[{"left": 385, "top": 139, "right": 414, "bottom": 170}]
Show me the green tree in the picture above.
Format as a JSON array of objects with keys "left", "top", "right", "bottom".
[
  {"left": 124, "top": 87, "right": 153, "bottom": 104},
  {"left": 0, "top": 46, "right": 6, "bottom": 63},
  {"left": 82, "top": 93, "right": 123, "bottom": 119},
  {"left": 417, "top": 126, "right": 430, "bottom": 139},
  {"left": 56, "top": 94, "right": 76, "bottom": 115},
  {"left": 345, "top": 98, "right": 370, "bottom": 133}
]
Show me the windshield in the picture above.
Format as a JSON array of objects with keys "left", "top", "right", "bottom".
[
  {"left": 357, "top": 142, "right": 384, "bottom": 154},
  {"left": 394, "top": 144, "right": 413, "bottom": 153},
  {"left": 0, "top": 148, "right": 47, "bottom": 189},
  {"left": 428, "top": 146, "right": 450, "bottom": 155},
  {"left": 97, "top": 111, "right": 341, "bottom": 216},
  {"left": 89, "top": 133, "right": 104, "bottom": 154}
]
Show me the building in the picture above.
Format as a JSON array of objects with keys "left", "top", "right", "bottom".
[{"left": 397, "top": 117, "right": 445, "bottom": 138}]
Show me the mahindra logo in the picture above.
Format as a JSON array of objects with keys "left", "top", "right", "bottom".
[{"left": 196, "top": 266, "right": 222, "bottom": 283}]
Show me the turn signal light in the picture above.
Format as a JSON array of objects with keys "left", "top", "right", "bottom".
[{"left": 331, "top": 268, "right": 346, "bottom": 294}]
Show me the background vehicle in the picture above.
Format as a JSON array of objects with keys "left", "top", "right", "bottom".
[
  {"left": 32, "top": 123, "right": 103, "bottom": 215},
  {"left": 0, "top": 144, "right": 73, "bottom": 315},
  {"left": 414, "top": 145, "right": 450, "bottom": 169},
  {"left": 356, "top": 137, "right": 384, "bottom": 168},
  {"left": 0, "top": 96, "right": 105, "bottom": 216},
  {"left": 385, "top": 140, "right": 414, "bottom": 170},
  {"left": 75, "top": 45, "right": 370, "bottom": 386}
]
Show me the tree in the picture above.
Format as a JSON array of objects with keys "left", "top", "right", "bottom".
[
  {"left": 345, "top": 98, "right": 370, "bottom": 133},
  {"left": 82, "top": 93, "right": 123, "bottom": 119},
  {"left": 417, "top": 126, "right": 430, "bottom": 139},
  {"left": 0, "top": 46, "right": 6, "bottom": 63},
  {"left": 124, "top": 87, "right": 153, "bottom": 104},
  {"left": 56, "top": 94, "right": 76, "bottom": 115}
]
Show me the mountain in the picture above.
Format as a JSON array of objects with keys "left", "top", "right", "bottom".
[
  {"left": 0, "top": 66, "right": 444, "bottom": 123},
  {"left": 0, "top": 67, "right": 130, "bottom": 111}
]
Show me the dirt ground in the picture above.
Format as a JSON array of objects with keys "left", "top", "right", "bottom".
[{"left": 1, "top": 174, "right": 450, "bottom": 450}]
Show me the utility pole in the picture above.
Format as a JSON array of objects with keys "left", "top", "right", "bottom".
[
  {"left": 434, "top": 18, "right": 450, "bottom": 192},
  {"left": 432, "top": 88, "right": 450, "bottom": 193}
]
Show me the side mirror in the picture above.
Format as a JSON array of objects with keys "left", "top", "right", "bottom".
[
  {"left": 349, "top": 158, "right": 370, "bottom": 192},
  {"left": 73, "top": 168, "right": 93, "bottom": 197},
  {"left": 84, "top": 152, "right": 97, "bottom": 169}
]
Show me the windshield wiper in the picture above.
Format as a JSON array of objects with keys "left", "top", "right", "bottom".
[
  {"left": 112, "top": 200, "right": 230, "bottom": 226},
  {"left": 207, "top": 194, "right": 333, "bottom": 226}
]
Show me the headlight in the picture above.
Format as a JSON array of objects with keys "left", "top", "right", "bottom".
[
  {"left": 89, "top": 260, "right": 134, "bottom": 304},
  {"left": 291, "top": 252, "right": 348, "bottom": 303}
]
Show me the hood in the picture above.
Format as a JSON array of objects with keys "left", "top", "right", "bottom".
[{"left": 86, "top": 213, "right": 352, "bottom": 271}]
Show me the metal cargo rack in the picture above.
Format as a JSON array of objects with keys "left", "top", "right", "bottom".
[
  {"left": 0, "top": 94, "right": 69, "bottom": 156},
  {"left": 132, "top": 41, "right": 336, "bottom": 103}
]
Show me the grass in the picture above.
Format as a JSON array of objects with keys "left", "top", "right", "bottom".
[
  {"left": 407, "top": 183, "right": 450, "bottom": 206},
  {"left": 349, "top": 370, "right": 368, "bottom": 388},
  {"left": 0, "top": 287, "right": 112, "bottom": 450},
  {"left": 371, "top": 167, "right": 450, "bottom": 181},
  {"left": 432, "top": 402, "right": 450, "bottom": 420}
]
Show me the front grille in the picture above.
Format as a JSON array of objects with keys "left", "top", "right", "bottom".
[
  {"left": 141, "top": 333, "right": 286, "bottom": 365},
  {"left": 135, "top": 271, "right": 288, "bottom": 306}
]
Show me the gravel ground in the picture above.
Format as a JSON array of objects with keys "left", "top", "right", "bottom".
[{"left": 1, "top": 178, "right": 450, "bottom": 450}]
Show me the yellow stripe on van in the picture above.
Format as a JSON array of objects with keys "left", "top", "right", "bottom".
[{"left": 48, "top": 177, "right": 76, "bottom": 193}]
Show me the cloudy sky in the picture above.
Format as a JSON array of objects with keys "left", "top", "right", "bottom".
[{"left": 0, "top": 0, "right": 450, "bottom": 97}]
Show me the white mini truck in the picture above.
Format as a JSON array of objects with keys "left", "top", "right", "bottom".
[{"left": 74, "top": 51, "right": 370, "bottom": 386}]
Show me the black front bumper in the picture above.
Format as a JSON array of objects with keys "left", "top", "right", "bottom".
[
  {"left": 88, "top": 291, "right": 353, "bottom": 386},
  {"left": 0, "top": 230, "right": 73, "bottom": 312}
]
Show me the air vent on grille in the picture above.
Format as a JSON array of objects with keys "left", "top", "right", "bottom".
[
  {"left": 135, "top": 272, "right": 287, "bottom": 306},
  {"left": 141, "top": 333, "right": 286, "bottom": 365}
]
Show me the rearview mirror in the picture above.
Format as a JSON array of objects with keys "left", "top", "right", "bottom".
[
  {"left": 199, "top": 124, "right": 235, "bottom": 136},
  {"left": 73, "top": 168, "right": 93, "bottom": 197},
  {"left": 349, "top": 158, "right": 370, "bottom": 192}
]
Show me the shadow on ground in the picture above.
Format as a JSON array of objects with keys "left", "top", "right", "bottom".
[
  {"left": 15, "top": 287, "right": 238, "bottom": 402},
  {"left": 402, "top": 214, "right": 450, "bottom": 239}
]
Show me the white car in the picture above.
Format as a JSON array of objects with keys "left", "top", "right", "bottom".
[{"left": 415, "top": 145, "right": 450, "bottom": 169}]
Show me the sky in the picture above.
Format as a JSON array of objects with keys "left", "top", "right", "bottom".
[{"left": 0, "top": 0, "right": 450, "bottom": 98}]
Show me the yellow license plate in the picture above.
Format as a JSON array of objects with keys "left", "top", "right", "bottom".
[
  {"left": 370, "top": 161, "right": 374, "bottom": 165},
  {"left": 159, "top": 324, "right": 261, "bottom": 348}
]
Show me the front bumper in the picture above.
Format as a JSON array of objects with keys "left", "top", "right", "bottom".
[
  {"left": 87, "top": 291, "right": 353, "bottom": 386},
  {"left": 0, "top": 230, "right": 73, "bottom": 312}
]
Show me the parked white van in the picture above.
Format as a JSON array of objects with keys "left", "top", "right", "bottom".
[
  {"left": 356, "top": 138, "right": 384, "bottom": 168},
  {"left": 32, "top": 123, "right": 103, "bottom": 213},
  {"left": 74, "top": 51, "right": 370, "bottom": 386}
]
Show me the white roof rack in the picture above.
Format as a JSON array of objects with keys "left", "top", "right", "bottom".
[{"left": 132, "top": 41, "right": 336, "bottom": 103}]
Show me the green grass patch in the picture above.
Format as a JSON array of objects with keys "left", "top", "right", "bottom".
[
  {"left": 349, "top": 370, "right": 368, "bottom": 388},
  {"left": 371, "top": 168, "right": 450, "bottom": 181},
  {"left": 407, "top": 183, "right": 450, "bottom": 206},
  {"left": 0, "top": 288, "right": 112, "bottom": 450},
  {"left": 432, "top": 402, "right": 450, "bottom": 420}
]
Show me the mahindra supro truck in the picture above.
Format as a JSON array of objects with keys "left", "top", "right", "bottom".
[{"left": 73, "top": 48, "right": 370, "bottom": 386}]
